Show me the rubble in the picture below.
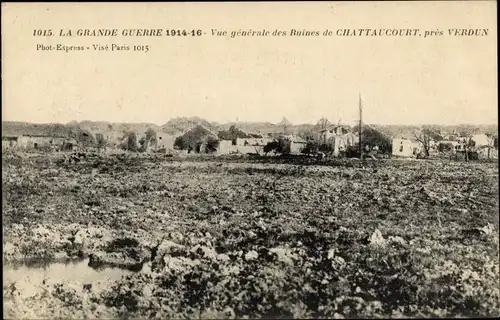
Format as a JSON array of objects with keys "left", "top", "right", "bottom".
[
  {"left": 244, "top": 250, "right": 259, "bottom": 261},
  {"left": 2, "top": 154, "right": 499, "bottom": 318},
  {"left": 369, "top": 229, "right": 387, "bottom": 248}
]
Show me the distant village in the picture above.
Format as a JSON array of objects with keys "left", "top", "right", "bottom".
[{"left": 2, "top": 117, "right": 499, "bottom": 160}]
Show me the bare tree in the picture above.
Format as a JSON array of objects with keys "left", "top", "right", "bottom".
[
  {"left": 315, "top": 117, "right": 332, "bottom": 146},
  {"left": 486, "top": 134, "right": 495, "bottom": 159},
  {"left": 298, "top": 129, "right": 316, "bottom": 141},
  {"left": 121, "top": 132, "right": 138, "bottom": 152},
  {"left": 412, "top": 129, "right": 432, "bottom": 158},
  {"left": 413, "top": 126, "right": 443, "bottom": 157},
  {"left": 96, "top": 134, "right": 106, "bottom": 152},
  {"left": 315, "top": 117, "right": 331, "bottom": 131},
  {"left": 457, "top": 124, "right": 479, "bottom": 138},
  {"left": 458, "top": 126, "right": 479, "bottom": 161},
  {"left": 413, "top": 126, "right": 444, "bottom": 158},
  {"left": 143, "top": 128, "right": 157, "bottom": 152},
  {"left": 277, "top": 117, "right": 293, "bottom": 134}
]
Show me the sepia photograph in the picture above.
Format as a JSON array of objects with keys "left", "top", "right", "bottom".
[{"left": 1, "top": 1, "right": 498, "bottom": 319}]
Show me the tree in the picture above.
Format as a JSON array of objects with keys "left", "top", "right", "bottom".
[
  {"left": 301, "top": 141, "right": 319, "bottom": 155},
  {"left": 298, "top": 129, "right": 316, "bottom": 141},
  {"left": 174, "top": 136, "right": 186, "bottom": 151},
  {"left": 361, "top": 126, "right": 392, "bottom": 154},
  {"left": 263, "top": 140, "right": 279, "bottom": 155},
  {"left": 145, "top": 128, "right": 156, "bottom": 141},
  {"left": 318, "top": 142, "right": 334, "bottom": 154},
  {"left": 205, "top": 136, "right": 219, "bottom": 153},
  {"left": 263, "top": 138, "right": 290, "bottom": 155},
  {"left": 121, "top": 132, "right": 138, "bottom": 152},
  {"left": 138, "top": 137, "right": 147, "bottom": 153},
  {"left": 277, "top": 117, "right": 293, "bottom": 133},
  {"left": 174, "top": 125, "right": 219, "bottom": 153},
  {"left": 457, "top": 124, "right": 479, "bottom": 138},
  {"left": 218, "top": 125, "right": 251, "bottom": 145},
  {"left": 128, "top": 133, "right": 138, "bottom": 152},
  {"left": 138, "top": 128, "right": 157, "bottom": 152},
  {"left": 413, "top": 127, "right": 440, "bottom": 157},
  {"left": 228, "top": 125, "right": 240, "bottom": 145},
  {"left": 484, "top": 134, "right": 496, "bottom": 159},
  {"left": 457, "top": 126, "right": 479, "bottom": 161},
  {"left": 96, "top": 134, "right": 106, "bottom": 152},
  {"left": 279, "top": 137, "right": 291, "bottom": 154},
  {"left": 316, "top": 117, "right": 331, "bottom": 130}
]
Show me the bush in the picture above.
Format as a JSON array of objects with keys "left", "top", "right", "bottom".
[
  {"left": 121, "top": 132, "right": 138, "bottom": 152},
  {"left": 96, "top": 136, "right": 106, "bottom": 150},
  {"left": 175, "top": 135, "right": 219, "bottom": 154},
  {"left": 174, "top": 136, "right": 184, "bottom": 150},
  {"left": 301, "top": 141, "right": 333, "bottom": 155},
  {"left": 301, "top": 141, "right": 318, "bottom": 155},
  {"left": 205, "top": 136, "right": 219, "bottom": 153},
  {"left": 264, "top": 141, "right": 279, "bottom": 154}
]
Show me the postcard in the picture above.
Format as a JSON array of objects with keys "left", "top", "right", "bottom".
[{"left": 2, "top": 2, "right": 498, "bottom": 319}]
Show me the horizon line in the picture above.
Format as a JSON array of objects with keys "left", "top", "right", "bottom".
[{"left": 2, "top": 118, "right": 498, "bottom": 128}]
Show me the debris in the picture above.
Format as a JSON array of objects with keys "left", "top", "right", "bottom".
[
  {"left": 388, "top": 236, "right": 407, "bottom": 246},
  {"left": 369, "top": 229, "right": 386, "bottom": 248},
  {"left": 244, "top": 250, "right": 259, "bottom": 261},
  {"left": 2, "top": 153, "right": 499, "bottom": 319},
  {"left": 480, "top": 223, "right": 495, "bottom": 236}
]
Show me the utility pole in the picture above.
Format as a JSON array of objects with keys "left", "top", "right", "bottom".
[{"left": 358, "top": 93, "right": 363, "bottom": 158}]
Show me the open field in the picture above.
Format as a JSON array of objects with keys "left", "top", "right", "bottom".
[{"left": 2, "top": 152, "right": 499, "bottom": 319}]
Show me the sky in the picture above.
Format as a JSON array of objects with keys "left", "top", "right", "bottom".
[{"left": 2, "top": 1, "right": 497, "bottom": 126}]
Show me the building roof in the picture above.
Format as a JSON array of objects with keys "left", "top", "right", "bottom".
[
  {"left": 292, "top": 136, "right": 307, "bottom": 143},
  {"left": 2, "top": 122, "right": 72, "bottom": 139},
  {"left": 280, "top": 134, "right": 307, "bottom": 143}
]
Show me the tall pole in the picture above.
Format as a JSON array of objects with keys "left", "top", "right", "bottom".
[{"left": 358, "top": 93, "right": 363, "bottom": 158}]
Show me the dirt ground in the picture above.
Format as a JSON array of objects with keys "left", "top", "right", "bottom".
[{"left": 2, "top": 152, "right": 499, "bottom": 319}]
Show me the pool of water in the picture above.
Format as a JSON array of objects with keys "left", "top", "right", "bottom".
[{"left": 3, "top": 258, "right": 151, "bottom": 298}]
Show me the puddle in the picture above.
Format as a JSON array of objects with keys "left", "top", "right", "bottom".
[{"left": 3, "top": 258, "right": 151, "bottom": 298}]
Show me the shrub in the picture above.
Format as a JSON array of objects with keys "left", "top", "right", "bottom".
[{"left": 205, "top": 136, "right": 220, "bottom": 153}]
